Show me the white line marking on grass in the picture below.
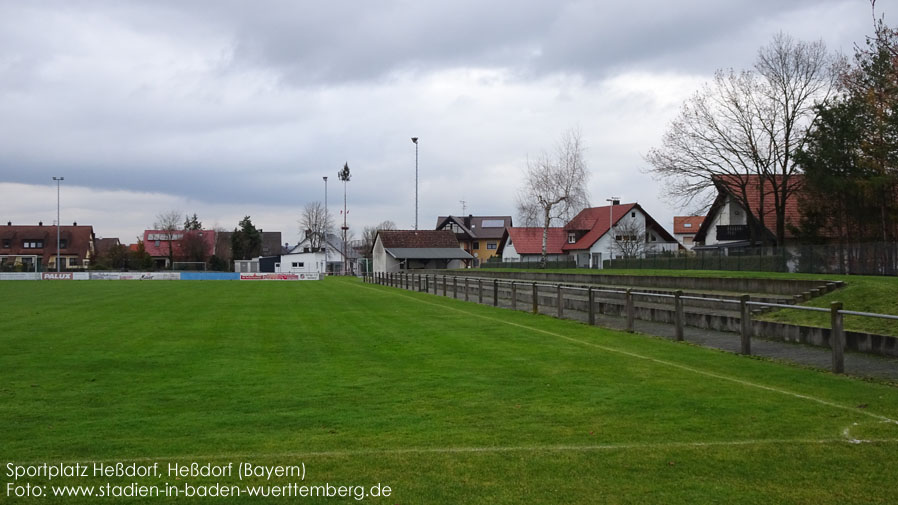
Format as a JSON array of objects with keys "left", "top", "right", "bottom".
[
  {"left": 18, "top": 438, "right": 898, "bottom": 466},
  {"left": 356, "top": 281, "right": 897, "bottom": 424}
]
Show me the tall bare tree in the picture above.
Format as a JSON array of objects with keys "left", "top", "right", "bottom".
[
  {"left": 299, "top": 201, "right": 333, "bottom": 251},
  {"left": 516, "top": 128, "right": 591, "bottom": 266},
  {"left": 154, "top": 209, "right": 182, "bottom": 270},
  {"left": 645, "top": 33, "right": 837, "bottom": 245},
  {"left": 360, "top": 220, "right": 396, "bottom": 258},
  {"left": 612, "top": 218, "right": 646, "bottom": 259}
]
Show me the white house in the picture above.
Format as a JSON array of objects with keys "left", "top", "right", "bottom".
[
  {"left": 499, "top": 227, "right": 568, "bottom": 263},
  {"left": 291, "top": 232, "right": 360, "bottom": 275},
  {"left": 276, "top": 251, "right": 327, "bottom": 274},
  {"left": 562, "top": 202, "right": 680, "bottom": 268}
]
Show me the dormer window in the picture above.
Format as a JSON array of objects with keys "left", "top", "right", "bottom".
[
  {"left": 567, "top": 232, "right": 576, "bottom": 244},
  {"left": 683, "top": 223, "right": 692, "bottom": 228}
]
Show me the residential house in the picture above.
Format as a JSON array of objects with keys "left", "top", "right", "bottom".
[
  {"left": 693, "top": 175, "right": 803, "bottom": 251},
  {"left": 0, "top": 222, "right": 95, "bottom": 271},
  {"left": 435, "top": 215, "right": 512, "bottom": 266},
  {"left": 562, "top": 203, "right": 680, "bottom": 268},
  {"left": 373, "top": 230, "right": 473, "bottom": 273},
  {"left": 499, "top": 227, "right": 568, "bottom": 263},
  {"left": 143, "top": 229, "right": 216, "bottom": 269},
  {"left": 673, "top": 216, "right": 705, "bottom": 250},
  {"left": 288, "top": 232, "right": 360, "bottom": 275}
]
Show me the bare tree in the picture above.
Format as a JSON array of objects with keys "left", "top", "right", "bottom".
[
  {"left": 299, "top": 201, "right": 332, "bottom": 251},
  {"left": 360, "top": 220, "right": 396, "bottom": 258},
  {"left": 516, "top": 128, "right": 591, "bottom": 266},
  {"left": 645, "top": 33, "right": 836, "bottom": 245},
  {"left": 154, "top": 209, "right": 182, "bottom": 270},
  {"left": 612, "top": 218, "right": 646, "bottom": 259}
]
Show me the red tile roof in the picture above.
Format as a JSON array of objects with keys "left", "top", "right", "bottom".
[
  {"left": 142, "top": 229, "right": 216, "bottom": 258},
  {"left": 698, "top": 175, "right": 804, "bottom": 241},
  {"left": 377, "top": 230, "right": 461, "bottom": 249},
  {"left": 673, "top": 216, "right": 705, "bottom": 235},
  {"left": 562, "top": 203, "right": 637, "bottom": 251},
  {"left": 505, "top": 227, "right": 566, "bottom": 255}
]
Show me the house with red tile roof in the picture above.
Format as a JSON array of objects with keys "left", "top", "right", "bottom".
[
  {"left": 373, "top": 230, "right": 473, "bottom": 273},
  {"left": 561, "top": 203, "right": 679, "bottom": 268},
  {"left": 500, "top": 227, "right": 568, "bottom": 263},
  {"left": 693, "top": 175, "right": 804, "bottom": 250},
  {"left": 673, "top": 216, "right": 705, "bottom": 250},
  {"left": 142, "top": 229, "right": 216, "bottom": 269},
  {"left": 0, "top": 222, "right": 95, "bottom": 271}
]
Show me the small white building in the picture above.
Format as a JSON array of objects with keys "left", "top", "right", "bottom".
[
  {"left": 276, "top": 251, "right": 327, "bottom": 274},
  {"left": 372, "top": 230, "right": 473, "bottom": 273}
]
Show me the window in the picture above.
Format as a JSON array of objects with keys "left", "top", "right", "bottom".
[
  {"left": 472, "top": 241, "right": 480, "bottom": 249},
  {"left": 59, "top": 239, "right": 68, "bottom": 249},
  {"left": 631, "top": 212, "right": 636, "bottom": 218},
  {"left": 683, "top": 223, "right": 692, "bottom": 228},
  {"left": 291, "top": 262, "right": 304, "bottom": 268},
  {"left": 568, "top": 232, "right": 576, "bottom": 244},
  {"left": 487, "top": 242, "right": 497, "bottom": 250},
  {"left": 1, "top": 239, "right": 9, "bottom": 248},
  {"left": 23, "top": 240, "right": 43, "bottom": 249},
  {"left": 481, "top": 219, "right": 505, "bottom": 228},
  {"left": 68, "top": 257, "right": 79, "bottom": 267},
  {"left": 154, "top": 240, "right": 160, "bottom": 247}
]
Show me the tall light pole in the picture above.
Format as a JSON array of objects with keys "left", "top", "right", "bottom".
[
  {"left": 323, "top": 176, "right": 328, "bottom": 275},
  {"left": 411, "top": 137, "right": 418, "bottom": 230},
  {"left": 606, "top": 196, "right": 620, "bottom": 267},
  {"left": 52, "top": 176, "right": 64, "bottom": 272},
  {"left": 338, "top": 163, "right": 351, "bottom": 275}
]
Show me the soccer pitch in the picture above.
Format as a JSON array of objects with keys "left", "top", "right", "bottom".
[{"left": 2, "top": 278, "right": 897, "bottom": 504}]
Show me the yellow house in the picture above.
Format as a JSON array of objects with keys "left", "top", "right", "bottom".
[{"left": 434, "top": 215, "right": 512, "bottom": 267}]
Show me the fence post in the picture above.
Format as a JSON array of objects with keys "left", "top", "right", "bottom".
[
  {"left": 493, "top": 279, "right": 498, "bottom": 306},
  {"left": 478, "top": 279, "right": 483, "bottom": 304},
  {"left": 588, "top": 287, "right": 595, "bottom": 326},
  {"left": 557, "top": 284, "right": 563, "bottom": 318},
  {"left": 532, "top": 282, "right": 538, "bottom": 314},
  {"left": 442, "top": 276, "right": 447, "bottom": 296},
  {"left": 626, "top": 289, "right": 635, "bottom": 332},
  {"left": 464, "top": 278, "right": 469, "bottom": 301},
  {"left": 511, "top": 282, "right": 517, "bottom": 310},
  {"left": 831, "top": 301, "right": 845, "bottom": 374},
  {"left": 740, "top": 295, "right": 751, "bottom": 355},
  {"left": 674, "top": 290, "right": 684, "bottom": 341},
  {"left": 453, "top": 277, "right": 458, "bottom": 299}
]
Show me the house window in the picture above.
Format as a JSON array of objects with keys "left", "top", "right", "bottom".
[
  {"left": 68, "top": 257, "right": 79, "bottom": 267},
  {"left": 59, "top": 239, "right": 68, "bottom": 249},
  {"left": 291, "top": 262, "right": 304, "bottom": 268},
  {"left": 568, "top": 232, "right": 576, "bottom": 244},
  {"left": 1, "top": 239, "right": 9, "bottom": 248},
  {"left": 487, "top": 242, "right": 497, "bottom": 250},
  {"left": 683, "top": 223, "right": 692, "bottom": 228},
  {"left": 473, "top": 241, "right": 480, "bottom": 249},
  {"left": 631, "top": 212, "right": 636, "bottom": 218},
  {"left": 154, "top": 240, "right": 160, "bottom": 247},
  {"left": 23, "top": 240, "right": 43, "bottom": 249}
]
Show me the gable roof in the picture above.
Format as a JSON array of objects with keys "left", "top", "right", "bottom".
[
  {"left": 435, "top": 215, "right": 513, "bottom": 240},
  {"left": 0, "top": 224, "right": 95, "bottom": 259},
  {"left": 376, "top": 229, "right": 473, "bottom": 260},
  {"left": 693, "top": 175, "right": 804, "bottom": 243},
  {"left": 505, "top": 227, "right": 566, "bottom": 255},
  {"left": 561, "top": 203, "right": 637, "bottom": 251},
  {"left": 673, "top": 216, "right": 705, "bottom": 235}
]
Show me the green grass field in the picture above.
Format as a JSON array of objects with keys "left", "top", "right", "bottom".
[{"left": 2, "top": 277, "right": 898, "bottom": 504}]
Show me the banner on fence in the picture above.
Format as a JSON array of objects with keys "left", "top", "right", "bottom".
[
  {"left": 42, "top": 272, "right": 73, "bottom": 280},
  {"left": 239, "top": 273, "right": 313, "bottom": 281},
  {"left": 0, "top": 273, "right": 41, "bottom": 281},
  {"left": 90, "top": 272, "right": 181, "bottom": 280}
]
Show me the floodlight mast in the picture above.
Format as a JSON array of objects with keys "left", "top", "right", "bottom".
[
  {"left": 338, "top": 163, "right": 351, "bottom": 275},
  {"left": 52, "top": 176, "right": 64, "bottom": 272},
  {"left": 411, "top": 137, "right": 418, "bottom": 230},
  {"left": 323, "top": 176, "right": 328, "bottom": 275}
]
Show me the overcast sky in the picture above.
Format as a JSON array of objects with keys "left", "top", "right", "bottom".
[{"left": 0, "top": 0, "right": 894, "bottom": 245}]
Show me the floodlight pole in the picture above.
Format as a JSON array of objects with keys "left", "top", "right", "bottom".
[
  {"left": 53, "top": 176, "right": 64, "bottom": 272},
  {"left": 338, "top": 163, "right": 351, "bottom": 275},
  {"left": 323, "top": 176, "right": 328, "bottom": 275},
  {"left": 412, "top": 137, "right": 418, "bottom": 230}
]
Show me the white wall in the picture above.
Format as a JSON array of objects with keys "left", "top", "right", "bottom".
[{"left": 277, "top": 252, "right": 326, "bottom": 274}]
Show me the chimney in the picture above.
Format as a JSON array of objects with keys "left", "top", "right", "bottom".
[
  {"left": 464, "top": 214, "right": 472, "bottom": 228},
  {"left": 6, "top": 221, "right": 10, "bottom": 226},
  {"left": 73, "top": 221, "right": 77, "bottom": 226},
  {"left": 39, "top": 221, "right": 43, "bottom": 226},
  {"left": 612, "top": 199, "right": 620, "bottom": 206}
]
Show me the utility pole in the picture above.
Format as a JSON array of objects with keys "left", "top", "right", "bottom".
[
  {"left": 411, "top": 137, "right": 418, "bottom": 230},
  {"left": 323, "top": 176, "right": 328, "bottom": 275},
  {"left": 338, "top": 163, "right": 351, "bottom": 275}
]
